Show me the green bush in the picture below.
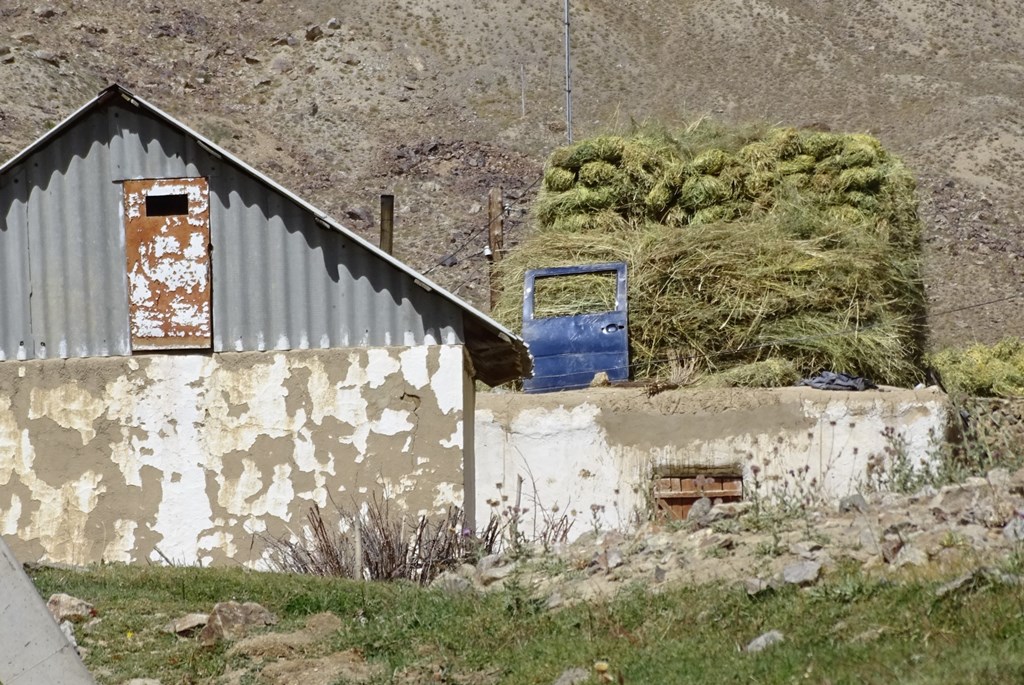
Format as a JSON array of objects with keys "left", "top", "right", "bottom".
[{"left": 930, "top": 339, "right": 1024, "bottom": 397}]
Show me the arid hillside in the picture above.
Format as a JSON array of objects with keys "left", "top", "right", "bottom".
[{"left": 1, "top": 0, "right": 1022, "bottom": 348}]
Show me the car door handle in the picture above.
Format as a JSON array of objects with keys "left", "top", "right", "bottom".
[{"left": 603, "top": 323, "right": 624, "bottom": 333}]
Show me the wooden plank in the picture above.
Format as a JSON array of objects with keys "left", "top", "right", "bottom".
[{"left": 379, "top": 194, "right": 394, "bottom": 254}]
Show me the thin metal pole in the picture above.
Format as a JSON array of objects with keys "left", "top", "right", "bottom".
[
  {"left": 563, "top": 0, "right": 573, "bottom": 143},
  {"left": 520, "top": 64, "right": 526, "bottom": 118}
]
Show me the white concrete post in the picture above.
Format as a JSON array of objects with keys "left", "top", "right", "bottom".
[{"left": 0, "top": 537, "right": 95, "bottom": 685}]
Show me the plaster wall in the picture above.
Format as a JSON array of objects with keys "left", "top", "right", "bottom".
[
  {"left": 475, "top": 386, "right": 949, "bottom": 540},
  {"left": 0, "top": 346, "right": 466, "bottom": 567}
]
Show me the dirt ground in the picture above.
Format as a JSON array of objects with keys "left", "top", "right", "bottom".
[
  {"left": 1, "top": 0, "right": 1022, "bottom": 345},
  {"left": 163, "top": 466, "right": 1024, "bottom": 684}
]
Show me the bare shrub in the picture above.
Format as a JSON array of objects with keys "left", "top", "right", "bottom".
[{"left": 262, "top": 497, "right": 504, "bottom": 585}]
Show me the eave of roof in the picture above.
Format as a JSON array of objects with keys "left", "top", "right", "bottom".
[{"left": 0, "top": 84, "right": 532, "bottom": 386}]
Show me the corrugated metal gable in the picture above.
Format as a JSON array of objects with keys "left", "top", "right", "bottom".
[
  {"left": 0, "top": 85, "right": 529, "bottom": 383},
  {"left": 0, "top": 97, "right": 462, "bottom": 361},
  {"left": 107, "top": 100, "right": 464, "bottom": 351}
]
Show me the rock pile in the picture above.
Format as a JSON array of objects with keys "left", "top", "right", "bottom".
[{"left": 434, "top": 467, "right": 1024, "bottom": 605}]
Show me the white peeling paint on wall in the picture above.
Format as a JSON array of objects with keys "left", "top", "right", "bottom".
[
  {"left": 440, "top": 424, "right": 463, "bottom": 450},
  {"left": 433, "top": 345, "right": 464, "bottom": 416},
  {"left": 28, "top": 384, "right": 105, "bottom": 445},
  {"left": 373, "top": 409, "right": 415, "bottom": 437},
  {"left": 102, "top": 520, "right": 138, "bottom": 564},
  {"left": 432, "top": 481, "right": 461, "bottom": 512},
  {"left": 0, "top": 393, "right": 109, "bottom": 561},
  {"left": 475, "top": 403, "right": 632, "bottom": 535},
  {"left": 0, "top": 495, "right": 21, "bottom": 536},
  {"left": 399, "top": 347, "right": 430, "bottom": 389},
  {"left": 475, "top": 388, "right": 950, "bottom": 542},
  {"left": 366, "top": 349, "right": 402, "bottom": 389},
  {"left": 203, "top": 354, "right": 297, "bottom": 460},
  {"left": 106, "top": 354, "right": 216, "bottom": 565},
  {"left": 0, "top": 345, "right": 467, "bottom": 567}
]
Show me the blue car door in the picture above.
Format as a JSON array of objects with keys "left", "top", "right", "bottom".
[{"left": 521, "top": 262, "right": 629, "bottom": 393}]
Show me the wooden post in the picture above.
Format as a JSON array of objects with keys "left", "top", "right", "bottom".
[
  {"left": 379, "top": 194, "right": 394, "bottom": 255},
  {"left": 487, "top": 187, "right": 504, "bottom": 310},
  {"left": 352, "top": 517, "right": 362, "bottom": 582}
]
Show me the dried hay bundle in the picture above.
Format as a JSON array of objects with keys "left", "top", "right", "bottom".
[
  {"left": 674, "top": 119, "right": 770, "bottom": 158},
  {"left": 644, "top": 160, "right": 688, "bottom": 217},
  {"left": 811, "top": 172, "right": 837, "bottom": 193},
  {"left": 778, "top": 154, "right": 817, "bottom": 176},
  {"left": 549, "top": 135, "right": 625, "bottom": 170},
  {"left": 738, "top": 141, "right": 779, "bottom": 171},
  {"left": 803, "top": 132, "right": 843, "bottom": 160},
  {"left": 824, "top": 204, "right": 870, "bottom": 227},
  {"left": 510, "top": 123, "right": 924, "bottom": 386},
  {"left": 709, "top": 359, "right": 801, "bottom": 388},
  {"left": 679, "top": 175, "right": 731, "bottom": 210},
  {"left": 718, "top": 164, "right": 749, "bottom": 194},
  {"left": 543, "top": 166, "right": 576, "bottom": 193},
  {"left": 663, "top": 205, "right": 693, "bottom": 228},
  {"left": 578, "top": 160, "right": 626, "bottom": 188},
  {"left": 842, "top": 190, "right": 880, "bottom": 212},
  {"left": 837, "top": 166, "right": 884, "bottom": 191},
  {"left": 779, "top": 172, "right": 812, "bottom": 192},
  {"left": 819, "top": 136, "right": 881, "bottom": 171},
  {"left": 535, "top": 185, "right": 624, "bottom": 225},
  {"left": 532, "top": 271, "right": 620, "bottom": 319},
  {"left": 645, "top": 179, "right": 676, "bottom": 217},
  {"left": 619, "top": 135, "right": 676, "bottom": 185},
  {"left": 547, "top": 210, "right": 631, "bottom": 234},
  {"left": 688, "top": 148, "right": 733, "bottom": 175},
  {"left": 765, "top": 128, "right": 804, "bottom": 159},
  {"left": 742, "top": 171, "right": 781, "bottom": 200},
  {"left": 689, "top": 202, "right": 746, "bottom": 225}
]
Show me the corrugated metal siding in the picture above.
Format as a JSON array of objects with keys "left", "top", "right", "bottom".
[
  {"left": 18, "top": 107, "right": 130, "bottom": 360},
  {"left": 210, "top": 171, "right": 462, "bottom": 352},
  {"left": 109, "top": 103, "right": 202, "bottom": 179},
  {"left": 0, "top": 167, "right": 32, "bottom": 360},
  {"left": 0, "top": 99, "right": 462, "bottom": 361}
]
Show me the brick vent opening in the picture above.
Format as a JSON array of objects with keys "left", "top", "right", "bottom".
[{"left": 654, "top": 474, "right": 743, "bottom": 520}]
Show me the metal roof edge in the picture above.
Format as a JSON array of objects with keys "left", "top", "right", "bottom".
[
  {"left": 0, "top": 84, "right": 123, "bottom": 177},
  {"left": 0, "top": 84, "right": 531, "bottom": 382}
]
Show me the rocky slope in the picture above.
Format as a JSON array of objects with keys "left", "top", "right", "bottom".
[
  {"left": 1, "top": 0, "right": 1022, "bottom": 346},
  {"left": 441, "top": 466, "right": 1024, "bottom": 606}
]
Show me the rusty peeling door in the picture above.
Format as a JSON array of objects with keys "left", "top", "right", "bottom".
[{"left": 123, "top": 178, "right": 212, "bottom": 350}]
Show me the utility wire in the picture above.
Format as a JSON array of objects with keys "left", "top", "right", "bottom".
[
  {"left": 921, "top": 293, "right": 1023, "bottom": 320},
  {"left": 451, "top": 264, "right": 489, "bottom": 295},
  {"left": 423, "top": 172, "right": 544, "bottom": 275}
]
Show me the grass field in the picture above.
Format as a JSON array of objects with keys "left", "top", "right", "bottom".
[{"left": 29, "top": 560, "right": 1024, "bottom": 685}]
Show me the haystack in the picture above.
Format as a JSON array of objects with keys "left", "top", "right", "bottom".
[{"left": 494, "top": 122, "right": 925, "bottom": 386}]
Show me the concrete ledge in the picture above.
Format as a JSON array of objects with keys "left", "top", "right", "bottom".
[{"left": 475, "top": 386, "right": 949, "bottom": 539}]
